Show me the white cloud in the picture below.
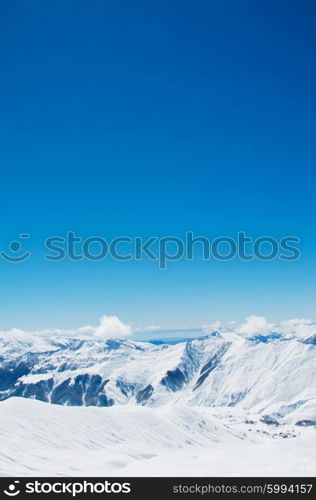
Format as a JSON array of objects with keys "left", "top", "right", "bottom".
[
  {"left": 78, "top": 325, "right": 95, "bottom": 335},
  {"left": 4, "top": 328, "right": 32, "bottom": 340},
  {"left": 1, "top": 315, "right": 315, "bottom": 342},
  {"left": 202, "top": 321, "right": 221, "bottom": 331},
  {"left": 94, "top": 315, "right": 133, "bottom": 338},
  {"left": 237, "top": 315, "right": 274, "bottom": 336},
  {"left": 0, "top": 315, "right": 133, "bottom": 341},
  {"left": 280, "top": 318, "right": 316, "bottom": 338}
]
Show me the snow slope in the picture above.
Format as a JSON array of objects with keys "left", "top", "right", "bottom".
[
  {"left": 1, "top": 332, "right": 315, "bottom": 476},
  {"left": 0, "top": 398, "right": 315, "bottom": 477}
]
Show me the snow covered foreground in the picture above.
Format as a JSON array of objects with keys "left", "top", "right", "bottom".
[{"left": 0, "top": 397, "right": 315, "bottom": 477}]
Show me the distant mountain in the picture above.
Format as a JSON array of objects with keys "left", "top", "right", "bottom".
[{"left": 0, "top": 332, "right": 315, "bottom": 423}]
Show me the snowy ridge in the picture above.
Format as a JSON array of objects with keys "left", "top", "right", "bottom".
[
  {"left": 0, "top": 332, "right": 315, "bottom": 422},
  {"left": 0, "top": 332, "right": 316, "bottom": 476}
]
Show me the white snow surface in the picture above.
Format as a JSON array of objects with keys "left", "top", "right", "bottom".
[
  {"left": 0, "top": 398, "right": 315, "bottom": 477},
  {"left": 0, "top": 332, "right": 315, "bottom": 476}
]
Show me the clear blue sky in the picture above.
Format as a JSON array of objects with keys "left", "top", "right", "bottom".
[{"left": 0, "top": 1, "right": 315, "bottom": 330}]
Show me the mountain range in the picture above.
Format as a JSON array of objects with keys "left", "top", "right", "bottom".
[
  {"left": 1, "top": 331, "right": 315, "bottom": 424},
  {"left": 1, "top": 331, "right": 316, "bottom": 476}
]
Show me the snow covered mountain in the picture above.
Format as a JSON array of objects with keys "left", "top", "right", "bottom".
[
  {"left": 1, "top": 331, "right": 316, "bottom": 476},
  {"left": 1, "top": 332, "right": 315, "bottom": 424}
]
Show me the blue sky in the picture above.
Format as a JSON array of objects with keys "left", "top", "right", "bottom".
[{"left": 0, "top": 1, "right": 315, "bottom": 331}]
